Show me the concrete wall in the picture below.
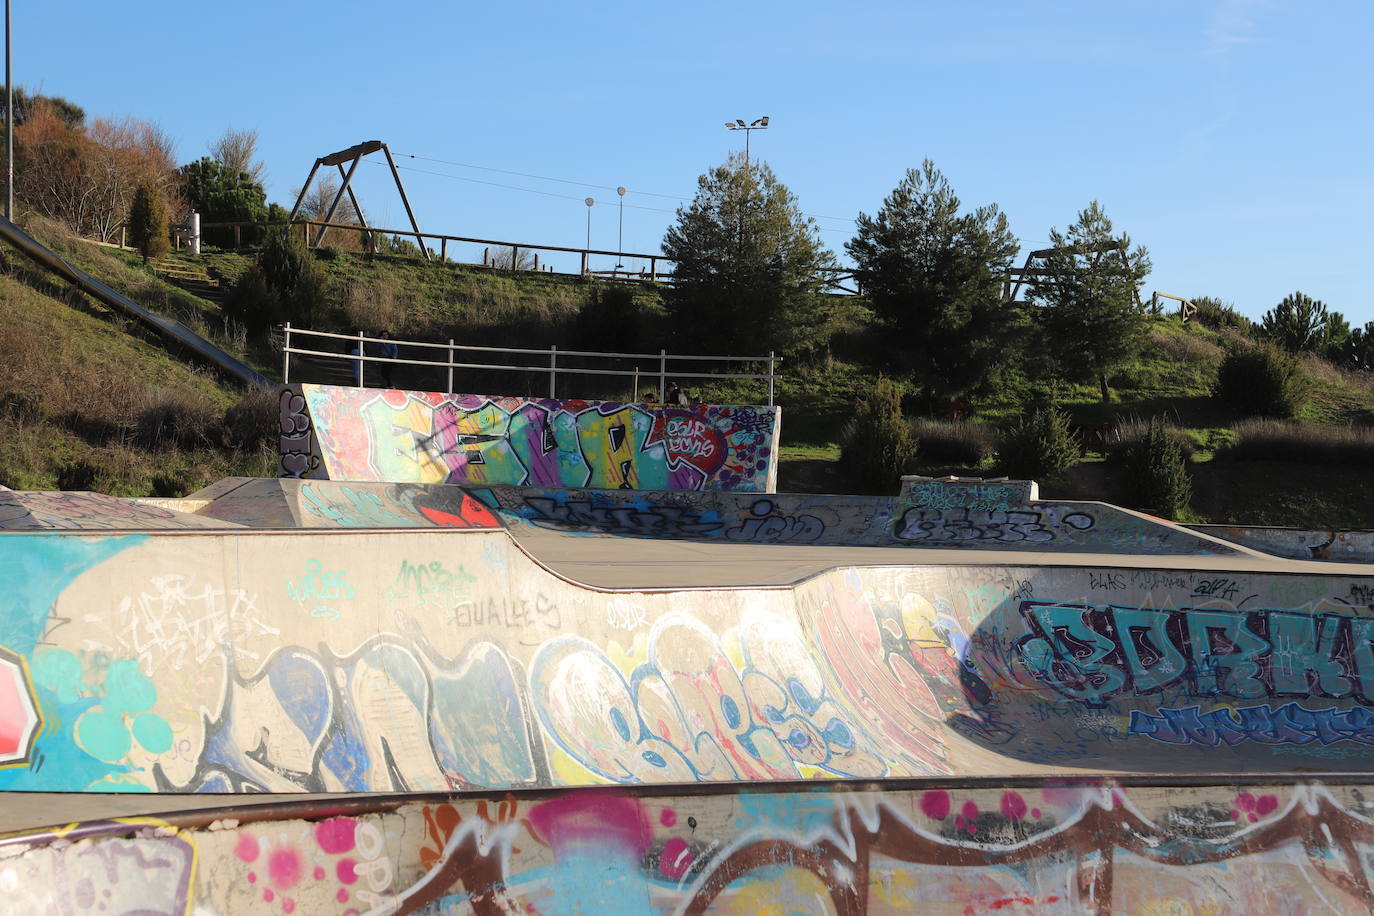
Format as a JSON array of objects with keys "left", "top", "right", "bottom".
[
  {"left": 4, "top": 780, "right": 1373, "bottom": 913},
  {"left": 1193, "top": 524, "right": 1374, "bottom": 563},
  {"left": 482, "top": 476, "right": 1239, "bottom": 555},
  {"left": 3, "top": 526, "right": 1374, "bottom": 795},
  {"left": 279, "top": 384, "right": 782, "bottom": 492}
]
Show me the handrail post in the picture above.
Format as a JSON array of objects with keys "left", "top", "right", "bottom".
[
  {"left": 658, "top": 349, "right": 666, "bottom": 403},
  {"left": 447, "top": 339, "right": 455, "bottom": 394},
  {"left": 356, "top": 329, "right": 365, "bottom": 388},
  {"left": 768, "top": 350, "right": 775, "bottom": 406},
  {"left": 650, "top": 257, "right": 657, "bottom": 282},
  {"left": 549, "top": 345, "right": 557, "bottom": 398},
  {"left": 580, "top": 251, "right": 588, "bottom": 275},
  {"left": 283, "top": 322, "right": 291, "bottom": 383}
]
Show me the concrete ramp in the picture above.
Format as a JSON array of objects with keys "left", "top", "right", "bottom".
[{"left": 278, "top": 383, "right": 782, "bottom": 492}]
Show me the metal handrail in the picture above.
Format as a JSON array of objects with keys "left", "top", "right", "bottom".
[{"left": 282, "top": 324, "right": 780, "bottom": 405}]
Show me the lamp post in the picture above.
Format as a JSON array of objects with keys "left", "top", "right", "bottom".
[
  {"left": 584, "top": 197, "right": 593, "bottom": 274},
  {"left": 725, "top": 116, "right": 769, "bottom": 167},
  {"left": 615, "top": 186, "right": 625, "bottom": 271},
  {"left": 5, "top": 0, "right": 12, "bottom": 220}
]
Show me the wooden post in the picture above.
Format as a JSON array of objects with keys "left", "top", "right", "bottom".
[
  {"left": 356, "top": 329, "right": 366, "bottom": 388},
  {"left": 533, "top": 253, "right": 539, "bottom": 271},
  {"left": 447, "top": 339, "right": 455, "bottom": 394},
  {"left": 581, "top": 251, "right": 588, "bottom": 275},
  {"left": 549, "top": 345, "right": 557, "bottom": 399},
  {"left": 658, "top": 349, "right": 667, "bottom": 402},
  {"left": 650, "top": 257, "right": 657, "bottom": 281},
  {"left": 441, "top": 238, "right": 447, "bottom": 262},
  {"left": 381, "top": 143, "right": 429, "bottom": 259},
  {"left": 315, "top": 154, "right": 364, "bottom": 247},
  {"left": 511, "top": 246, "right": 519, "bottom": 271}
]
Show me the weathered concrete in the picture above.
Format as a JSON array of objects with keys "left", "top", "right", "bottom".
[
  {"left": 4, "top": 779, "right": 1374, "bottom": 914},
  {"left": 1194, "top": 523, "right": 1374, "bottom": 563},
  {"left": 279, "top": 383, "right": 783, "bottom": 492}
]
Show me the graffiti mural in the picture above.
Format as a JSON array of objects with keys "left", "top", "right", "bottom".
[
  {"left": 4, "top": 523, "right": 1374, "bottom": 795},
  {"left": 7, "top": 781, "right": 1374, "bottom": 914},
  {"left": 281, "top": 384, "right": 782, "bottom": 492}
]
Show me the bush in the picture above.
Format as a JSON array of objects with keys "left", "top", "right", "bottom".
[
  {"left": 1119, "top": 417, "right": 1191, "bottom": 518},
  {"left": 223, "top": 386, "right": 280, "bottom": 451},
  {"left": 1107, "top": 415, "right": 1195, "bottom": 462},
  {"left": 840, "top": 376, "right": 916, "bottom": 490},
  {"left": 135, "top": 389, "right": 222, "bottom": 450},
  {"left": 127, "top": 180, "right": 169, "bottom": 263},
  {"left": 1212, "top": 344, "right": 1307, "bottom": 418},
  {"left": 1189, "top": 296, "right": 1254, "bottom": 334},
  {"left": 1227, "top": 419, "right": 1374, "bottom": 466},
  {"left": 908, "top": 417, "right": 996, "bottom": 465},
  {"left": 997, "top": 403, "right": 1081, "bottom": 480},
  {"left": 225, "top": 228, "right": 331, "bottom": 332}
]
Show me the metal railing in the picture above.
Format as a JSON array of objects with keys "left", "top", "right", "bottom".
[{"left": 281, "top": 325, "right": 781, "bottom": 405}]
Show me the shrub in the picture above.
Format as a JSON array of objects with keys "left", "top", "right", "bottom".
[
  {"left": 1212, "top": 344, "right": 1306, "bottom": 417},
  {"left": 225, "top": 229, "right": 331, "bottom": 331},
  {"left": 997, "top": 403, "right": 1081, "bottom": 480},
  {"left": 1107, "top": 415, "right": 1195, "bottom": 462},
  {"left": 135, "top": 389, "right": 222, "bottom": 450},
  {"left": 840, "top": 377, "right": 916, "bottom": 490},
  {"left": 127, "top": 180, "right": 169, "bottom": 263},
  {"left": 223, "top": 386, "right": 280, "bottom": 451},
  {"left": 908, "top": 417, "right": 996, "bottom": 465},
  {"left": 1227, "top": 419, "right": 1374, "bottom": 466},
  {"left": 1189, "top": 296, "right": 1254, "bottom": 334},
  {"left": 1119, "top": 417, "right": 1191, "bottom": 518}
]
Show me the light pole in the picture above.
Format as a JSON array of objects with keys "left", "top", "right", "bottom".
[
  {"left": 725, "top": 116, "right": 769, "bottom": 167},
  {"left": 615, "top": 186, "right": 625, "bottom": 271},
  {"left": 584, "top": 197, "right": 593, "bottom": 274},
  {"left": 5, "top": 0, "right": 12, "bottom": 220}
]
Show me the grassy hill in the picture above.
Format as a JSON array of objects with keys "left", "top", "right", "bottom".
[{"left": 4, "top": 218, "right": 1374, "bottom": 527}]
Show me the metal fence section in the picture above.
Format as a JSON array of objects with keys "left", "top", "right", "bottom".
[{"left": 281, "top": 324, "right": 781, "bottom": 405}]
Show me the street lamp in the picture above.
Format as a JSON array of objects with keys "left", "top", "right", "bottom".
[
  {"left": 584, "top": 197, "right": 594, "bottom": 273},
  {"left": 615, "top": 186, "right": 626, "bottom": 271},
  {"left": 725, "top": 116, "right": 769, "bottom": 167}
]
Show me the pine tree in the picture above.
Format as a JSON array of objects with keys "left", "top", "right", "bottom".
[{"left": 127, "top": 180, "right": 169, "bottom": 263}]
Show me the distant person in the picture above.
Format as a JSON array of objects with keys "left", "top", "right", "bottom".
[
  {"left": 348, "top": 339, "right": 363, "bottom": 387},
  {"left": 666, "top": 382, "right": 688, "bottom": 406},
  {"left": 643, "top": 391, "right": 658, "bottom": 404},
  {"left": 372, "top": 330, "right": 399, "bottom": 388}
]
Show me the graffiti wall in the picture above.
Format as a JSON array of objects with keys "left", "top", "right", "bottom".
[
  {"left": 481, "top": 476, "right": 1238, "bottom": 555},
  {"left": 6, "top": 780, "right": 1374, "bottom": 914},
  {"left": 1192, "top": 524, "right": 1374, "bottom": 563},
  {"left": 2, "top": 524, "right": 1374, "bottom": 796},
  {"left": 278, "top": 384, "right": 781, "bottom": 493}
]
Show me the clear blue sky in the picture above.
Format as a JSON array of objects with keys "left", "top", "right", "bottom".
[{"left": 12, "top": 1, "right": 1374, "bottom": 325}]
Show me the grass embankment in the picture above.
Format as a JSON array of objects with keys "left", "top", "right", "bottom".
[{"left": 0, "top": 231, "right": 276, "bottom": 495}]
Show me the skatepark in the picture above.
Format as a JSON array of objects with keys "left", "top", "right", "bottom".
[{"left": 4, "top": 383, "right": 1374, "bottom": 913}]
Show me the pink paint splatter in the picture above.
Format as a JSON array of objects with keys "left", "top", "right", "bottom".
[
  {"left": 961, "top": 800, "right": 979, "bottom": 820},
  {"left": 263, "top": 889, "right": 275, "bottom": 903},
  {"left": 660, "top": 808, "right": 677, "bottom": 827},
  {"left": 1031, "top": 808, "right": 1041, "bottom": 820},
  {"left": 235, "top": 834, "right": 260, "bottom": 863},
  {"left": 336, "top": 858, "right": 359, "bottom": 885},
  {"left": 268, "top": 847, "right": 303, "bottom": 890},
  {"left": 282, "top": 900, "right": 296, "bottom": 914},
  {"left": 1000, "top": 791, "right": 1028, "bottom": 822},
  {"left": 337, "top": 889, "right": 349, "bottom": 903},
  {"left": 315, "top": 817, "right": 357, "bottom": 855},
  {"left": 920, "top": 790, "right": 951, "bottom": 820},
  {"left": 247, "top": 872, "right": 257, "bottom": 884},
  {"left": 313, "top": 866, "right": 325, "bottom": 881},
  {"left": 658, "top": 837, "right": 694, "bottom": 880},
  {"left": 528, "top": 793, "right": 652, "bottom": 857}
]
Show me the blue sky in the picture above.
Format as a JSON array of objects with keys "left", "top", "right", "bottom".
[{"left": 13, "top": 1, "right": 1374, "bottom": 325}]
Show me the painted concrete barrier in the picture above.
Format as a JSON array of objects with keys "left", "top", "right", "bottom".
[
  {"left": 3, "top": 521, "right": 1374, "bottom": 795},
  {"left": 481, "top": 475, "right": 1241, "bottom": 555},
  {"left": 1193, "top": 524, "right": 1374, "bottom": 563},
  {"left": 278, "top": 384, "right": 782, "bottom": 492},
  {"left": 4, "top": 780, "right": 1374, "bottom": 913}
]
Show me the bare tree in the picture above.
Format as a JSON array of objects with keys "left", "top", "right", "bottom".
[
  {"left": 488, "top": 245, "right": 536, "bottom": 270},
  {"left": 209, "top": 127, "right": 265, "bottom": 186}
]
